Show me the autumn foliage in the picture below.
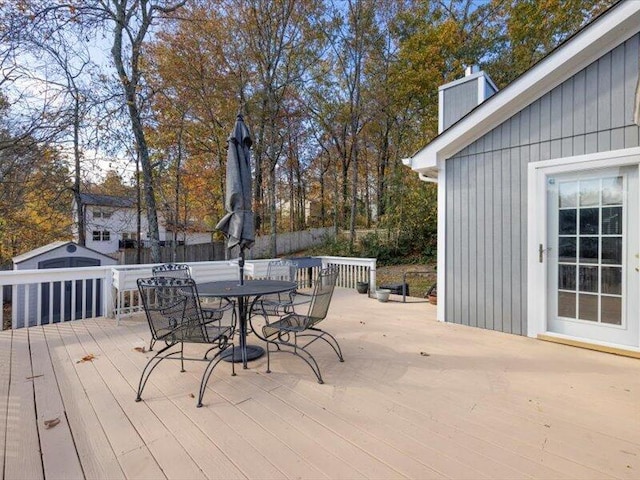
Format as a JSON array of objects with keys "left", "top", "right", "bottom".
[{"left": 0, "top": 0, "right": 613, "bottom": 263}]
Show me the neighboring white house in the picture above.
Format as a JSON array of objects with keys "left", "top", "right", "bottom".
[
  {"left": 404, "top": 0, "right": 640, "bottom": 356},
  {"left": 72, "top": 193, "right": 213, "bottom": 255}
]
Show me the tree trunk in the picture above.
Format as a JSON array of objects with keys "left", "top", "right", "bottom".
[
  {"left": 108, "top": 0, "right": 186, "bottom": 263},
  {"left": 269, "top": 167, "right": 277, "bottom": 256},
  {"left": 377, "top": 119, "right": 391, "bottom": 219},
  {"left": 173, "top": 118, "right": 184, "bottom": 262},
  {"left": 253, "top": 98, "right": 268, "bottom": 234},
  {"left": 136, "top": 155, "right": 142, "bottom": 264},
  {"left": 333, "top": 161, "right": 339, "bottom": 237},
  {"left": 349, "top": 142, "right": 358, "bottom": 251},
  {"left": 73, "top": 93, "right": 85, "bottom": 246},
  {"left": 341, "top": 161, "right": 349, "bottom": 229},
  {"left": 319, "top": 173, "right": 325, "bottom": 227},
  {"left": 126, "top": 87, "right": 161, "bottom": 262},
  {"left": 288, "top": 157, "right": 294, "bottom": 232},
  {"left": 365, "top": 158, "right": 371, "bottom": 228}
]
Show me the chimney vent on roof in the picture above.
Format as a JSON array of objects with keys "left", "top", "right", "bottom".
[
  {"left": 464, "top": 64, "right": 479, "bottom": 76},
  {"left": 438, "top": 66, "right": 498, "bottom": 133}
]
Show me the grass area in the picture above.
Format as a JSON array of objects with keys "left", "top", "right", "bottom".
[
  {"left": 296, "top": 238, "right": 437, "bottom": 299},
  {"left": 375, "top": 264, "right": 436, "bottom": 299}
]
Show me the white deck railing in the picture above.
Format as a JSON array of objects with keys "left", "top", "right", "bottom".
[
  {"left": 0, "top": 256, "right": 376, "bottom": 329},
  {"left": 0, "top": 266, "right": 114, "bottom": 329}
]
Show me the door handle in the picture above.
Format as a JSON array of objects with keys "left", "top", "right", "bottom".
[{"left": 539, "top": 244, "right": 551, "bottom": 263}]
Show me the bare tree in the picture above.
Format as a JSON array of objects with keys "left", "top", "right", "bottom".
[
  {"left": 31, "top": 34, "right": 94, "bottom": 245},
  {"left": 0, "top": 4, "right": 105, "bottom": 245},
  {"left": 100, "top": 0, "right": 186, "bottom": 262},
  {"left": 227, "top": 0, "right": 325, "bottom": 256}
]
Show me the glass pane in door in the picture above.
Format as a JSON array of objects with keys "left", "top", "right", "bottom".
[{"left": 556, "top": 176, "right": 624, "bottom": 325}]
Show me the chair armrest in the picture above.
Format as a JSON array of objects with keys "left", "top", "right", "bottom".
[{"left": 289, "top": 291, "right": 312, "bottom": 312}]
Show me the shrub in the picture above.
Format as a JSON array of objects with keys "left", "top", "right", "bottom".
[{"left": 307, "top": 235, "right": 353, "bottom": 257}]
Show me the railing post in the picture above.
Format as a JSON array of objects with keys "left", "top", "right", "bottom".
[
  {"left": 369, "top": 259, "right": 377, "bottom": 295},
  {"left": 11, "top": 284, "right": 17, "bottom": 329},
  {"left": 103, "top": 269, "right": 114, "bottom": 319},
  {"left": 112, "top": 267, "right": 123, "bottom": 324}
]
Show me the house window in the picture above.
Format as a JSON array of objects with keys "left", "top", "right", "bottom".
[
  {"left": 93, "top": 208, "right": 113, "bottom": 219},
  {"left": 92, "top": 230, "right": 111, "bottom": 241}
]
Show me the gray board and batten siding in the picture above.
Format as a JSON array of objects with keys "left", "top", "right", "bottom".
[
  {"left": 442, "top": 76, "right": 498, "bottom": 131},
  {"left": 444, "top": 33, "right": 640, "bottom": 335},
  {"left": 443, "top": 81, "right": 479, "bottom": 132}
]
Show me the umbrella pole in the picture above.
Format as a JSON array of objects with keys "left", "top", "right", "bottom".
[{"left": 239, "top": 247, "right": 245, "bottom": 286}]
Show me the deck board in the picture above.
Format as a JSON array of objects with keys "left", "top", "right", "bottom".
[
  {"left": 42, "top": 323, "right": 125, "bottom": 479},
  {"left": 266, "top": 383, "right": 445, "bottom": 479},
  {"left": 0, "top": 288, "right": 639, "bottom": 480},
  {"left": 225, "top": 380, "right": 401, "bottom": 479},
  {"left": 273, "top": 378, "right": 538, "bottom": 480},
  {"left": 0, "top": 331, "right": 11, "bottom": 477},
  {"left": 54, "top": 322, "right": 165, "bottom": 479},
  {"left": 117, "top": 319, "right": 402, "bottom": 479},
  {"left": 85, "top": 317, "right": 248, "bottom": 480},
  {"left": 67, "top": 321, "right": 207, "bottom": 480},
  {"left": 4, "top": 329, "right": 43, "bottom": 480},
  {"left": 29, "top": 327, "right": 84, "bottom": 480},
  {"left": 91, "top": 317, "right": 282, "bottom": 479},
  {"left": 207, "top": 374, "right": 370, "bottom": 479}
]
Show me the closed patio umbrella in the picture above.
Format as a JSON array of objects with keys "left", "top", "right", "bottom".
[{"left": 216, "top": 114, "right": 254, "bottom": 285}]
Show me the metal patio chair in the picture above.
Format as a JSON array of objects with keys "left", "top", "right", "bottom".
[
  {"left": 136, "top": 277, "right": 236, "bottom": 407},
  {"left": 256, "top": 260, "right": 298, "bottom": 315},
  {"left": 257, "top": 267, "right": 343, "bottom": 384},
  {"left": 152, "top": 263, "right": 192, "bottom": 279},
  {"left": 149, "top": 263, "right": 235, "bottom": 351},
  {"left": 256, "top": 259, "right": 313, "bottom": 318}
]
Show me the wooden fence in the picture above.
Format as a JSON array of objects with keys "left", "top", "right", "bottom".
[
  {"left": 118, "top": 227, "right": 334, "bottom": 265},
  {"left": 118, "top": 242, "right": 227, "bottom": 265},
  {"left": 339, "top": 228, "right": 390, "bottom": 242},
  {"left": 246, "top": 227, "right": 333, "bottom": 259}
]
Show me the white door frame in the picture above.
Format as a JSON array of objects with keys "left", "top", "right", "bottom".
[{"left": 527, "top": 147, "right": 640, "bottom": 350}]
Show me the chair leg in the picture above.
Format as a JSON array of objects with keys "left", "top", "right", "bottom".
[
  {"left": 294, "top": 340, "right": 324, "bottom": 384},
  {"left": 180, "top": 341, "right": 185, "bottom": 372},
  {"left": 267, "top": 332, "right": 324, "bottom": 384},
  {"left": 302, "top": 328, "right": 344, "bottom": 362},
  {"left": 149, "top": 337, "right": 155, "bottom": 352},
  {"left": 231, "top": 345, "right": 236, "bottom": 377},
  {"left": 266, "top": 340, "right": 271, "bottom": 374},
  {"left": 136, "top": 343, "right": 178, "bottom": 402},
  {"left": 197, "top": 343, "right": 234, "bottom": 408}
]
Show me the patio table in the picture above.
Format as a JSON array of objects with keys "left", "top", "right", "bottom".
[{"left": 198, "top": 279, "right": 296, "bottom": 369}]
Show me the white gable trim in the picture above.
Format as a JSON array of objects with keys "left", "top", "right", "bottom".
[
  {"left": 436, "top": 158, "right": 446, "bottom": 322},
  {"left": 438, "top": 89, "right": 445, "bottom": 134},
  {"left": 406, "top": 0, "right": 640, "bottom": 175}
]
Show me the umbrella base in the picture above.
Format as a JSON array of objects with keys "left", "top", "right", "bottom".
[{"left": 221, "top": 344, "right": 265, "bottom": 363}]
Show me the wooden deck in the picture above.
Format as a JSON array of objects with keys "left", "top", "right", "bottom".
[{"left": 1, "top": 288, "right": 639, "bottom": 479}]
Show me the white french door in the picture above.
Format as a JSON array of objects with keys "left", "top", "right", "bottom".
[{"left": 545, "top": 166, "right": 639, "bottom": 347}]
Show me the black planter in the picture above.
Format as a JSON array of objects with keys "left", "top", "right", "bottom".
[{"left": 356, "top": 282, "right": 369, "bottom": 294}]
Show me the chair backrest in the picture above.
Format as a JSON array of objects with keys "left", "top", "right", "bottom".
[
  {"left": 137, "top": 277, "right": 208, "bottom": 342},
  {"left": 152, "top": 263, "right": 192, "bottom": 279},
  {"left": 305, "top": 267, "right": 338, "bottom": 326},
  {"left": 266, "top": 260, "right": 297, "bottom": 282}
]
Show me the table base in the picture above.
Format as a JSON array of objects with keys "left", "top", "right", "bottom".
[{"left": 221, "top": 344, "right": 265, "bottom": 363}]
